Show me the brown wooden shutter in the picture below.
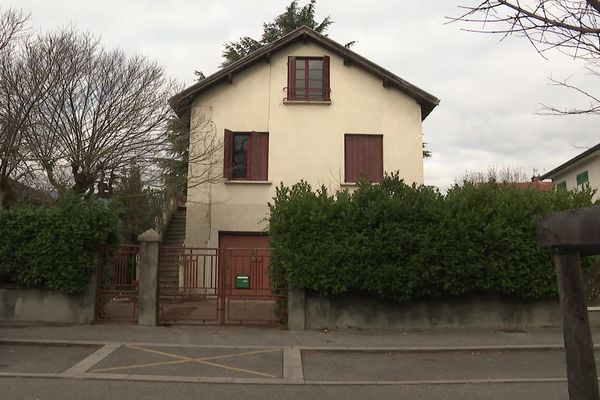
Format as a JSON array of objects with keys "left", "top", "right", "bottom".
[
  {"left": 287, "top": 56, "right": 296, "bottom": 100},
  {"left": 322, "top": 55, "right": 330, "bottom": 101},
  {"left": 223, "top": 129, "right": 233, "bottom": 180},
  {"left": 250, "top": 132, "right": 269, "bottom": 181},
  {"left": 344, "top": 134, "right": 383, "bottom": 183}
]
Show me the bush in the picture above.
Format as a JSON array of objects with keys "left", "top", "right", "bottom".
[
  {"left": 0, "top": 193, "right": 120, "bottom": 293},
  {"left": 268, "top": 173, "right": 595, "bottom": 301}
]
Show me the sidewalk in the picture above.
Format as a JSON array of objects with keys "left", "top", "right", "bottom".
[{"left": 0, "top": 322, "right": 585, "bottom": 349}]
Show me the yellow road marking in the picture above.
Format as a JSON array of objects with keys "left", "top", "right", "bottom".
[
  {"left": 126, "top": 345, "right": 190, "bottom": 360},
  {"left": 196, "top": 360, "right": 277, "bottom": 378},
  {"left": 90, "top": 346, "right": 280, "bottom": 378}
]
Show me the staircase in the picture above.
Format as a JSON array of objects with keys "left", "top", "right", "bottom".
[
  {"left": 162, "top": 206, "right": 187, "bottom": 246},
  {"left": 160, "top": 206, "right": 187, "bottom": 290}
]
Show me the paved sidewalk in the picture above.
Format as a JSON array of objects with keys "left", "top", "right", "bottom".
[
  {"left": 0, "top": 322, "right": 586, "bottom": 348},
  {"left": 1, "top": 323, "right": 595, "bottom": 399}
]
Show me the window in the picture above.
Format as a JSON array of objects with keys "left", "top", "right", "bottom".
[
  {"left": 287, "top": 56, "right": 330, "bottom": 101},
  {"left": 555, "top": 180, "right": 567, "bottom": 190},
  {"left": 576, "top": 170, "right": 589, "bottom": 190},
  {"left": 344, "top": 134, "right": 383, "bottom": 183},
  {"left": 223, "top": 130, "right": 269, "bottom": 181}
]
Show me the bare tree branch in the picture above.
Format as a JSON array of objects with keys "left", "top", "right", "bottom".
[{"left": 450, "top": 1, "right": 600, "bottom": 115}]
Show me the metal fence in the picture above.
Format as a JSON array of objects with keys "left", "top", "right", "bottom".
[
  {"left": 96, "top": 245, "right": 140, "bottom": 322},
  {"left": 158, "top": 247, "right": 286, "bottom": 325}
]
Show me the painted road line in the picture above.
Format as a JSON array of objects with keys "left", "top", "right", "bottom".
[
  {"left": 90, "top": 345, "right": 281, "bottom": 378},
  {"left": 62, "top": 343, "right": 121, "bottom": 377},
  {"left": 283, "top": 347, "right": 304, "bottom": 382}
]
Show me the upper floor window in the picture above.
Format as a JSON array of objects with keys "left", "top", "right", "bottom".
[
  {"left": 576, "top": 170, "right": 589, "bottom": 190},
  {"left": 223, "top": 130, "right": 269, "bottom": 181},
  {"left": 344, "top": 134, "right": 383, "bottom": 183},
  {"left": 287, "top": 56, "right": 330, "bottom": 101}
]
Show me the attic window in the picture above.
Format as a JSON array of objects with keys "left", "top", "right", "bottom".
[{"left": 287, "top": 56, "right": 330, "bottom": 101}]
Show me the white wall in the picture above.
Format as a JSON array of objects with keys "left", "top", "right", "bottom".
[
  {"left": 550, "top": 153, "right": 600, "bottom": 201},
  {"left": 186, "top": 41, "right": 425, "bottom": 247}
]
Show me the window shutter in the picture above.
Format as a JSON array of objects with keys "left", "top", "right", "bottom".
[
  {"left": 223, "top": 129, "right": 233, "bottom": 180},
  {"left": 250, "top": 132, "right": 269, "bottom": 181},
  {"left": 287, "top": 56, "right": 296, "bottom": 100},
  {"left": 322, "top": 55, "right": 330, "bottom": 101},
  {"left": 344, "top": 134, "right": 383, "bottom": 183}
]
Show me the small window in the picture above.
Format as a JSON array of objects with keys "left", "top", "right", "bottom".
[
  {"left": 223, "top": 130, "right": 269, "bottom": 181},
  {"left": 287, "top": 56, "right": 330, "bottom": 101},
  {"left": 344, "top": 134, "right": 383, "bottom": 183},
  {"left": 576, "top": 170, "right": 589, "bottom": 189},
  {"left": 555, "top": 180, "right": 567, "bottom": 190}
]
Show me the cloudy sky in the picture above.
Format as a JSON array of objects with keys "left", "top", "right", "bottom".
[{"left": 7, "top": 0, "right": 599, "bottom": 190}]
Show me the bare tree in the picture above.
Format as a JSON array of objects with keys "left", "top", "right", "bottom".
[
  {"left": 0, "top": 8, "right": 28, "bottom": 52},
  {"left": 28, "top": 28, "right": 178, "bottom": 197},
  {"left": 0, "top": 9, "right": 57, "bottom": 208},
  {"left": 451, "top": 0, "right": 600, "bottom": 115},
  {"left": 461, "top": 165, "right": 529, "bottom": 184}
]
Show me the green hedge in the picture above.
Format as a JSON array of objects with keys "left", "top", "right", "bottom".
[
  {"left": 268, "top": 174, "right": 596, "bottom": 301},
  {"left": 0, "top": 193, "right": 120, "bottom": 294}
]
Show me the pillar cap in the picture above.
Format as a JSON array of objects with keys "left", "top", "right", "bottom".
[{"left": 138, "top": 229, "right": 161, "bottom": 242}]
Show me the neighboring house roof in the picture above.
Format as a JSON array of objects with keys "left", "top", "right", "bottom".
[
  {"left": 540, "top": 143, "right": 600, "bottom": 180},
  {"left": 170, "top": 26, "right": 440, "bottom": 121},
  {"left": 10, "top": 178, "right": 55, "bottom": 205},
  {"left": 512, "top": 181, "right": 554, "bottom": 192}
]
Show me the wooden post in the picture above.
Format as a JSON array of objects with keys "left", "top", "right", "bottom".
[
  {"left": 554, "top": 251, "right": 599, "bottom": 400},
  {"left": 537, "top": 206, "right": 600, "bottom": 399}
]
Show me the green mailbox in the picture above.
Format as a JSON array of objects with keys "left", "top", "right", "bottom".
[{"left": 235, "top": 275, "right": 250, "bottom": 289}]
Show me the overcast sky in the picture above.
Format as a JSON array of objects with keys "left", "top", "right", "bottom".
[{"left": 6, "top": 0, "right": 599, "bottom": 190}]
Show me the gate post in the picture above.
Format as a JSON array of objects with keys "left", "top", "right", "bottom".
[{"left": 137, "top": 229, "right": 161, "bottom": 326}]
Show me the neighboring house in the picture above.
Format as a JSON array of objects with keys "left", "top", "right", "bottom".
[
  {"left": 169, "top": 27, "right": 440, "bottom": 249},
  {"left": 540, "top": 143, "right": 600, "bottom": 200}
]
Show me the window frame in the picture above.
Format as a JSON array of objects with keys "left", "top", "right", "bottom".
[
  {"left": 344, "top": 133, "right": 384, "bottom": 184},
  {"left": 555, "top": 180, "right": 567, "bottom": 190},
  {"left": 223, "top": 130, "right": 269, "bottom": 182},
  {"left": 576, "top": 170, "right": 589, "bottom": 190},
  {"left": 287, "top": 55, "right": 331, "bottom": 102}
]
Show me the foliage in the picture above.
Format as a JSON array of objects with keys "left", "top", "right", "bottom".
[
  {"left": 159, "top": 117, "right": 190, "bottom": 198},
  {"left": 0, "top": 192, "right": 120, "bottom": 293},
  {"left": 114, "top": 164, "right": 164, "bottom": 243},
  {"left": 269, "top": 173, "right": 596, "bottom": 301},
  {"left": 221, "top": 0, "right": 332, "bottom": 67}
]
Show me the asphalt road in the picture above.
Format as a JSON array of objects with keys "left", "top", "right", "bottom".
[{"left": 0, "top": 378, "right": 569, "bottom": 400}]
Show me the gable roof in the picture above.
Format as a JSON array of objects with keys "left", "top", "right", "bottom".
[
  {"left": 540, "top": 142, "right": 600, "bottom": 180},
  {"left": 169, "top": 27, "right": 440, "bottom": 121}
]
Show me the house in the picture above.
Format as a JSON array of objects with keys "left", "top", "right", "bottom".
[
  {"left": 169, "top": 26, "right": 440, "bottom": 250},
  {"left": 540, "top": 143, "right": 600, "bottom": 200}
]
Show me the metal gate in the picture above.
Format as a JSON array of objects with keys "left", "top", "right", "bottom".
[
  {"left": 158, "top": 247, "right": 286, "bottom": 325},
  {"left": 96, "top": 245, "right": 139, "bottom": 322}
]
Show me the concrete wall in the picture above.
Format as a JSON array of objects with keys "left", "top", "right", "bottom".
[
  {"left": 551, "top": 152, "right": 600, "bottom": 201},
  {"left": 186, "top": 41, "right": 425, "bottom": 247},
  {"left": 0, "top": 284, "right": 95, "bottom": 324},
  {"left": 296, "top": 291, "right": 594, "bottom": 330}
]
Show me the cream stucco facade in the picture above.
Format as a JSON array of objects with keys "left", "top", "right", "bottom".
[
  {"left": 545, "top": 150, "right": 600, "bottom": 201},
  {"left": 183, "top": 40, "right": 432, "bottom": 248}
]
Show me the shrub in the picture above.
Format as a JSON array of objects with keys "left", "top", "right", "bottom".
[
  {"left": 268, "top": 173, "right": 595, "bottom": 301},
  {"left": 0, "top": 192, "right": 120, "bottom": 293}
]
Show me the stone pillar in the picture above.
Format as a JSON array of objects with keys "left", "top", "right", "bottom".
[
  {"left": 287, "top": 286, "right": 306, "bottom": 330},
  {"left": 137, "top": 229, "right": 160, "bottom": 326}
]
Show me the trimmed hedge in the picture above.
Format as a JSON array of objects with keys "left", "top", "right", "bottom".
[
  {"left": 0, "top": 193, "right": 120, "bottom": 294},
  {"left": 268, "top": 173, "right": 596, "bottom": 301}
]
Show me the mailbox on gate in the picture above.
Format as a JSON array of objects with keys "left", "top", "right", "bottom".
[{"left": 235, "top": 275, "right": 250, "bottom": 289}]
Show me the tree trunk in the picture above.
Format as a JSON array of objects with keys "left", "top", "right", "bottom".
[{"left": 0, "top": 185, "right": 14, "bottom": 209}]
